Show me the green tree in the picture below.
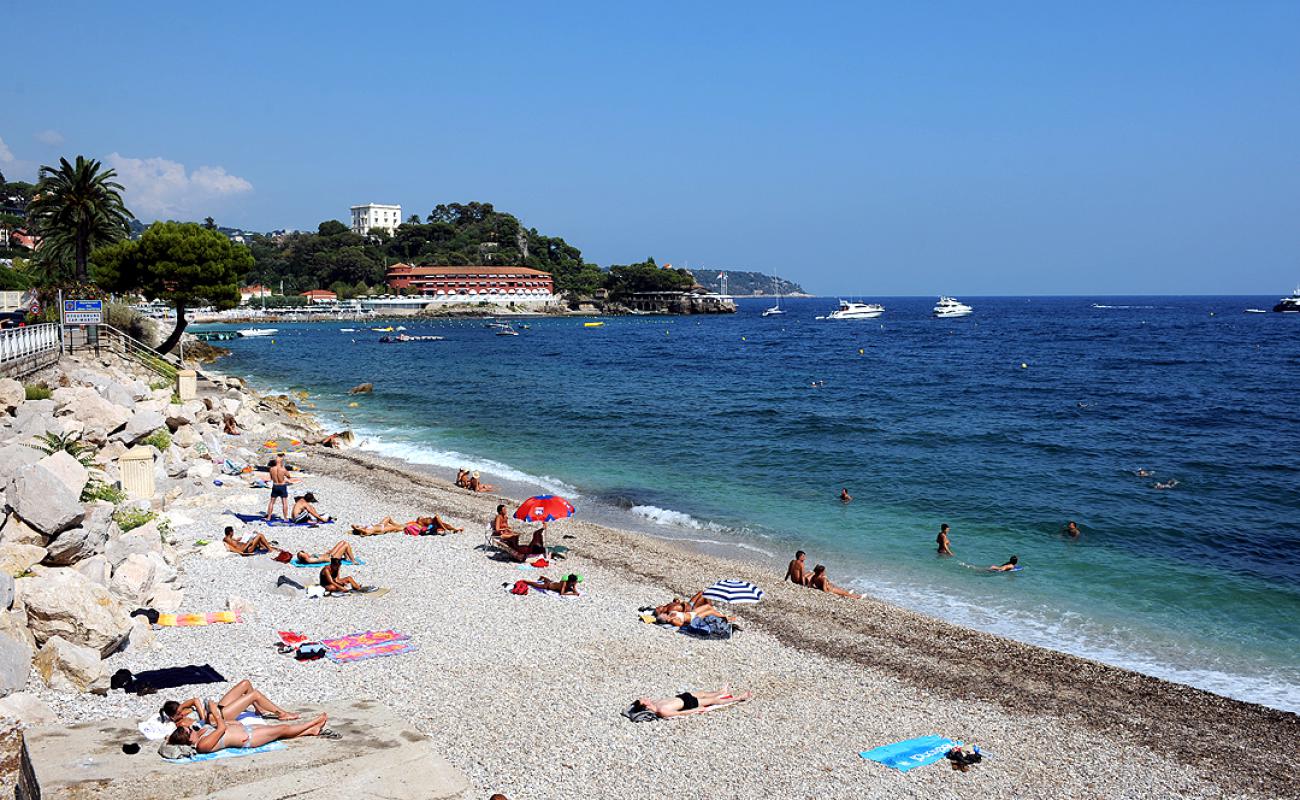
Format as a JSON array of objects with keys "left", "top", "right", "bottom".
[
  {"left": 91, "top": 222, "right": 251, "bottom": 354},
  {"left": 203, "top": 216, "right": 217, "bottom": 230},
  {"left": 605, "top": 259, "right": 695, "bottom": 300},
  {"left": 317, "top": 220, "right": 349, "bottom": 236},
  {"left": 26, "top": 156, "right": 132, "bottom": 282}
]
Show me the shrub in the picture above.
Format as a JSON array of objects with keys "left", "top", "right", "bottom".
[
  {"left": 26, "top": 431, "right": 95, "bottom": 469},
  {"left": 113, "top": 508, "right": 157, "bottom": 533},
  {"left": 143, "top": 429, "right": 172, "bottom": 451},
  {"left": 149, "top": 378, "right": 171, "bottom": 391},
  {"left": 83, "top": 482, "right": 126, "bottom": 504},
  {"left": 23, "top": 384, "right": 51, "bottom": 401}
]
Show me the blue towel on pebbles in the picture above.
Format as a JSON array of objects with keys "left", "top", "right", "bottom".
[
  {"left": 231, "top": 513, "right": 333, "bottom": 527},
  {"left": 289, "top": 558, "right": 364, "bottom": 568},
  {"left": 164, "top": 741, "right": 287, "bottom": 763},
  {"left": 860, "top": 735, "right": 957, "bottom": 772}
]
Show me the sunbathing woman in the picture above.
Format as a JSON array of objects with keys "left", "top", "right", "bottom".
[
  {"left": 351, "top": 516, "right": 404, "bottom": 536},
  {"left": 495, "top": 524, "right": 547, "bottom": 562},
  {"left": 295, "top": 541, "right": 357, "bottom": 566},
  {"left": 405, "top": 515, "right": 464, "bottom": 535},
  {"left": 291, "top": 493, "right": 331, "bottom": 523},
  {"left": 167, "top": 701, "right": 328, "bottom": 753},
  {"left": 655, "top": 593, "right": 728, "bottom": 627},
  {"left": 523, "top": 574, "right": 581, "bottom": 596},
  {"left": 630, "top": 688, "right": 753, "bottom": 719},
  {"left": 467, "top": 471, "right": 496, "bottom": 492},
  {"left": 162, "top": 679, "right": 300, "bottom": 726},
  {"left": 222, "top": 526, "right": 275, "bottom": 556}
]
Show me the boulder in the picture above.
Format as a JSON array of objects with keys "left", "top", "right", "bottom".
[
  {"left": 0, "top": 615, "right": 33, "bottom": 694},
  {"left": 0, "top": 378, "right": 23, "bottom": 414},
  {"left": 37, "top": 450, "right": 89, "bottom": 500},
  {"left": 52, "top": 387, "right": 130, "bottom": 443},
  {"left": 109, "top": 554, "right": 157, "bottom": 605},
  {"left": 0, "top": 608, "right": 34, "bottom": 653},
  {"left": 73, "top": 556, "right": 111, "bottom": 587},
  {"left": 348, "top": 383, "right": 373, "bottom": 395},
  {"left": 147, "top": 585, "right": 184, "bottom": 612},
  {"left": 110, "top": 410, "right": 167, "bottom": 446},
  {"left": 7, "top": 462, "right": 84, "bottom": 535},
  {"left": 18, "top": 567, "right": 132, "bottom": 656},
  {"left": 101, "top": 381, "right": 135, "bottom": 408},
  {"left": 0, "top": 443, "right": 42, "bottom": 483},
  {"left": 124, "top": 616, "right": 157, "bottom": 652},
  {"left": 104, "top": 520, "right": 164, "bottom": 568},
  {"left": 0, "top": 514, "right": 47, "bottom": 548},
  {"left": 0, "top": 692, "right": 56, "bottom": 725},
  {"left": 199, "top": 541, "right": 230, "bottom": 560},
  {"left": 164, "top": 415, "right": 190, "bottom": 433},
  {"left": 92, "top": 440, "right": 128, "bottom": 468},
  {"left": 44, "top": 501, "right": 117, "bottom": 568},
  {"left": 186, "top": 461, "right": 213, "bottom": 479},
  {"left": 0, "top": 572, "right": 12, "bottom": 609},
  {"left": 0, "top": 543, "right": 46, "bottom": 576},
  {"left": 34, "top": 636, "right": 108, "bottom": 693}
]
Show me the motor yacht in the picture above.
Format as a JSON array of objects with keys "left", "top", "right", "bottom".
[
  {"left": 237, "top": 328, "right": 278, "bottom": 337},
  {"left": 818, "top": 300, "right": 884, "bottom": 320},
  {"left": 1272, "top": 287, "right": 1300, "bottom": 313},
  {"left": 932, "top": 297, "right": 973, "bottom": 318}
]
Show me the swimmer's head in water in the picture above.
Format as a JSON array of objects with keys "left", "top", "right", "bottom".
[{"left": 1009, "top": 555, "right": 1019, "bottom": 565}]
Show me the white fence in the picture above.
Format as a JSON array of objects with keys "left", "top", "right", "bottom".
[{"left": 0, "top": 324, "right": 61, "bottom": 376}]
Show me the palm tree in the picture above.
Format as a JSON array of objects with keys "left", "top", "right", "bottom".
[{"left": 27, "top": 156, "right": 132, "bottom": 282}]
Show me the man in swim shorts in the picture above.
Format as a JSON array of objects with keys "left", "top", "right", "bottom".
[
  {"left": 264, "top": 455, "right": 290, "bottom": 521},
  {"left": 785, "top": 551, "right": 811, "bottom": 585},
  {"left": 630, "top": 688, "right": 753, "bottom": 718}
]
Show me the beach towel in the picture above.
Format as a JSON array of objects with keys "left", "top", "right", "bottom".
[
  {"left": 322, "top": 629, "right": 414, "bottom": 664},
  {"left": 322, "top": 630, "right": 409, "bottom": 651},
  {"left": 289, "top": 557, "right": 364, "bottom": 568},
  {"left": 326, "top": 640, "right": 417, "bottom": 664},
  {"left": 532, "top": 587, "right": 581, "bottom": 600},
  {"left": 325, "top": 587, "right": 390, "bottom": 599},
  {"left": 115, "top": 664, "right": 226, "bottom": 694},
  {"left": 232, "top": 512, "right": 333, "bottom": 527},
  {"left": 157, "top": 611, "right": 242, "bottom": 627},
  {"left": 163, "top": 741, "right": 287, "bottom": 764},
  {"left": 860, "top": 735, "right": 958, "bottom": 772}
]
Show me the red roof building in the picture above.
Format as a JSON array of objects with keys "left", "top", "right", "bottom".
[
  {"left": 385, "top": 264, "right": 555, "bottom": 298},
  {"left": 300, "top": 289, "right": 338, "bottom": 304}
]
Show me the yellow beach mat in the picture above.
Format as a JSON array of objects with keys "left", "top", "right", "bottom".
[{"left": 157, "top": 611, "right": 243, "bottom": 627}]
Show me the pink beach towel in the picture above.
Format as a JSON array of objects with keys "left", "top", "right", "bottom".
[{"left": 321, "top": 629, "right": 409, "bottom": 651}]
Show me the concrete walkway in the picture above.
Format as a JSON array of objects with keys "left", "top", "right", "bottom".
[{"left": 17, "top": 699, "right": 470, "bottom": 799}]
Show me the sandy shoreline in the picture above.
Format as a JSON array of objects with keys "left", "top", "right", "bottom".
[{"left": 22, "top": 358, "right": 1297, "bottom": 798}]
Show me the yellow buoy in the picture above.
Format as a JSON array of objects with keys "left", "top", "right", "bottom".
[
  {"left": 1020, "top": 362, "right": 1028, "bottom": 369},
  {"left": 347, "top": 401, "right": 359, "bottom": 408},
  {"left": 858, "top": 348, "right": 864, "bottom": 355}
]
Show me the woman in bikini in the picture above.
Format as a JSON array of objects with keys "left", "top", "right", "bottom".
[
  {"left": 654, "top": 592, "right": 728, "bottom": 626},
  {"left": 294, "top": 541, "right": 358, "bottom": 566},
  {"left": 162, "top": 679, "right": 300, "bottom": 727},
  {"left": 630, "top": 688, "right": 753, "bottom": 719},
  {"left": 167, "top": 700, "right": 329, "bottom": 753},
  {"left": 523, "top": 574, "right": 581, "bottom": 596},
  {"left": 353, "top": 515, "right": 462, "bottom": 536}
]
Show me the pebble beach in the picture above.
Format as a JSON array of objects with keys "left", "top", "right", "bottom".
[{"left": 19, "top": 368, "right": 1297, "bottom": 800}]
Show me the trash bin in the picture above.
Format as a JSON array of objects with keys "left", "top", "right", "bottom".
[
  {"left": 118, "top": 446, "right": 156, "bottom": 500},
  {"left": 177, "top": 370, "right": 197, "bottom": 401}
]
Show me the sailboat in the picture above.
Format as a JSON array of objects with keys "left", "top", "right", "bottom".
[{"left": 761, "top": 278, "right": 786, "bottom": 317}]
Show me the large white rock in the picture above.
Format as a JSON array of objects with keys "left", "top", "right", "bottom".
[
  {"left": 0, "top": 379, "right": 24, "bottom": 414},
  {"left": 110, "top": 410, "right": 167, "bottom": 447},
  {"left": 0, "top": 443, "right": 42, "bottom": 484},
  {"left": 147, "top": 585, "right": 184, "bottom": 612},
  {"left": 18, "top": 567, "right": 132, "bottom": 656},
  {"left": 45, "top": 501, "right": 117, "bottom": 568},
  {"left": 73, "top": 555, "right": 111, "bottom": 587},
  {"left": 0, "top": 543, "right": 47, "bottom": 576},
  {"left": 185, "top": 461, "right": 213, "bottom": 479},
  {"left": 109, "top": 554, "right": 157, "bottom": 605},
  {"left": 0, "top": 692, "right": 56, "bottom": 725},
  {"left": 51, "top": 387, "right": 131, "bottom": 443},
  {"left": 0, "top": 572, "right": 12, "bottom": 610},
  {"left": 172, "top": 425, "right": 197, "bottom": 448},
  {"left": 34, "top": 636, "right": 108, "bottom": 693},
  {"left": 199, "top": 541, "right": 231, "bottom": 560},
  {"left": 37, "top": 450, "right": 89, "bottom": 500},
  {"left": 7, "top": 462, "right": 84, "bottom": 535},
  {"left": 124, "top": 616, "right": 157, "bottom": 652},
  {"left": 104, "top": 519, "right": 164, "bottom": 568},
  {"left": 0, "top": 613, "right": 33, "bottom": 694},
  {"left": 0, "top": 513, "right": 47, "bottom": 548}
]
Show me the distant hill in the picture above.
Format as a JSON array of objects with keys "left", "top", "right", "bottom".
[{"left": 689, "top": 269, "right": 806, "bottom": 296}]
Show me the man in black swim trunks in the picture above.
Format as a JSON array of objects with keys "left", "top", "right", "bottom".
[
  {"left": 264, "top": 455, "right": 290, "bottom": 521},
  {"left": 631, "top": 688, "right": 752, "bottom": 718}
]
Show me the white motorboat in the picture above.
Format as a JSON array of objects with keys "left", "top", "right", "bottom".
[
  {"left": 238, "top": 328, "right": 278, "bottom": 337},
  {"left": 932, "top": 297, "right": 973, "bottom": 318},
  {"left": 818, "top": 300, "right": 884, "bottom": 320},
  {"left": 1272, "top": 287, "right": 1300, "bottom": 313},
  {"left": 495, "top": 324, "right": 519, "bottom": 336}
]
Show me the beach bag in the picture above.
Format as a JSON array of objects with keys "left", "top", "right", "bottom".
[
  {"left": 295, "top": 643, "right": 327, "bottom": 661},
  {"left": 272, "top": 550, "right": 292, "bottom": 563},
  {"left": 510, "top": 580, "right": 530, "bottom": 595},
  {"left": 621, "top": 704, "right": 659, "bottom": 723},
  {"left": 158, "top": 742, "right": 196, "bottom": 760},
  {"left": 404, "top": 523, "right": 422, "bottom": 536},
  {"left": 681, "top": 615, "right": 732, "bottom": 640}
]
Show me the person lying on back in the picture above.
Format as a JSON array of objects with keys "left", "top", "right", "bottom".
[{"left": 295, "top": 541, "right": 357, "bottom": 565}]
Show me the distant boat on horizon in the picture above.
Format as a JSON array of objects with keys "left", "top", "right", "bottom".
[
  {"left": 933, "top": 297, "right": 973, "bottom": 318},
  {"left": 1272, "top": 286, "right": 1300, "bottom": 313},
  {"left": 761, "top": 277, "right": 786, "bottom": 317},
  {"left": 817, "top": 300, "right": 884, "bottom": 320},
  {"left": 238, "top": 328, "right": 277, "bottom": 337}
]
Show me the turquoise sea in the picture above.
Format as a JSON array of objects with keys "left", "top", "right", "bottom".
[{"left": 205, "top": 296, "right": 1300, "bottom": 712}]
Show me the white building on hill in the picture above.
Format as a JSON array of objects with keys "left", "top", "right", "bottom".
[{"left": 350, "top": 203, "right": 402, "bottom": 235}]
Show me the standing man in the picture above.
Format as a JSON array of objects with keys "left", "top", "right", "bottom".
[
  {"left": 936, "top": 523, "right": 953, "bottom": 556},
  {"left": 264, "top": 455, "right": 291, "bottom": 521},
  {"left": 785, "top": 550, "right": 810, "bottom": 585}
]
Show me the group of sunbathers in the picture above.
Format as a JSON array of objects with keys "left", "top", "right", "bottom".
[
  {"left": 490, "top": 504, "right": 547, "bottom": 562},
  {"left": 455, "top": 468, "right": 495, "bottom": 493},
  {"left": 351, "top": 515, "right": 462, "bottom": 536},
  {"left": 784, "top": 551, "right": 862, "bottom": 598},
  {"left": 652, "top": 592, "right": 732, "bottom": 626},
  {"left": 161, "top": 679, "right": 333, "bottom": 754}
]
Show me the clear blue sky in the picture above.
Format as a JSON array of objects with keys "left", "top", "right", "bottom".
[{"left": 3, "top": 1, "right": 1298, "bottom": 295}]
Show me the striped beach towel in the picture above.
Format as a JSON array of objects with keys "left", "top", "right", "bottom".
[
  {"left": 321, "top": 629, "right": 414, "bottom": 664},
  {"left": 157, "top": 611, "right": 243, "bottom": 627}
]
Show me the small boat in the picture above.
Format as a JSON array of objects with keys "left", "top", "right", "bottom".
[
  {"left": 339, "top": 328, "right": 356, "bottom": 332},
  {"left": 817, "top": 300, "right": 883, "bottom": 320},
  {"left": 583, "top": 321, "right": 605, "bottom": 328},
  {"left": 238, "top": 328, "right": 278, "bottom": 337},
  {"left": 1244, "top": 309, "right": 1268, "bottom": 314},
  {"left": 395, "top": 326, "right": 407, "bottom": 331},
  {"left": 1272, "top": 287, "right": 1300, "bottom": 313},
  {"left": 933, "top": 297, "right": 973, "bottom": 318},
  {"left": 496, "top": 325, "right": 519, "bottom": 336},
  {"left": 370, "top": 326, "right": 394, "bottom": 332},
  {"left": 762, "top": 277, "right": 786, "bottom": 317},
  {"left": 379, "top": 334, "right": 445, "bottom": 343}
]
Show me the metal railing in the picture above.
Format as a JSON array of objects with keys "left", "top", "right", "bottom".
[
  {"left": 0, "top": 324, "right": 61, "bottom": 375},
  {"left": 94, "top": 325, "right": 183, "bottom": 380}
]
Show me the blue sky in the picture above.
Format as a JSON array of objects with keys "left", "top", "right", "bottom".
[{"left": 3, "top": 1, "right": 1298, "bottom": 294}]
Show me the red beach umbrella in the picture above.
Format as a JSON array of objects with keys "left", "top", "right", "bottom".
[{"left": 514, "top": 495, "right": 576, "bottom": 523}]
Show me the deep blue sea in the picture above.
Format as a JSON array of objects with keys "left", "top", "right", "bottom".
[{"left": 205, "top": 296, "right": 1300, "bottom": 712}]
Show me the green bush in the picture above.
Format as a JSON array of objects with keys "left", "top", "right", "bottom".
[
  {"left": 149, "top": 377, "right": 172, "bottom": 391},
  {"left": 23, "top": 384, "right": 51, "bottom": 400},
  {"left": 113, "top": 508, "right": 157, "bottom": 533},
  {"left": 143, "top": 429, "right": 172, "bottom": 451},
  {"left": 83, "top": 482, "right": 126, "bottom": 504}
]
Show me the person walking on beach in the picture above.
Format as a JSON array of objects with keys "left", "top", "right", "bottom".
[
  {"left": 785, "top": 551, "right": 811, "bottom": 585},
  {"left": 809, "top": 565, "right": 862, "bottom": 598},
  {"left": 264, "top": 455, "right": 290, "bottom": 521},
  {"left": 937, "top": 524, "right": 953, "bottom": 556}
]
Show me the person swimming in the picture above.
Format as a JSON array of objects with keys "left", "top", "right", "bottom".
[
  {"left": 839, "top": 488, "right": 852, "bottom": 503},
  {"left": 989, "top": 555, "right": 1020, "bottom": 572},
  {"left": 1064, "top": 521, "right": 1081, "bottom": 538}
]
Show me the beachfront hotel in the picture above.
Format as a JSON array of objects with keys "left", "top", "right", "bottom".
[
  {"left": 350, "top": 203, "right": 402, "bottom": 235},
  {"left": 385, "top": 264, "right": 555, "bottom": 303}
]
